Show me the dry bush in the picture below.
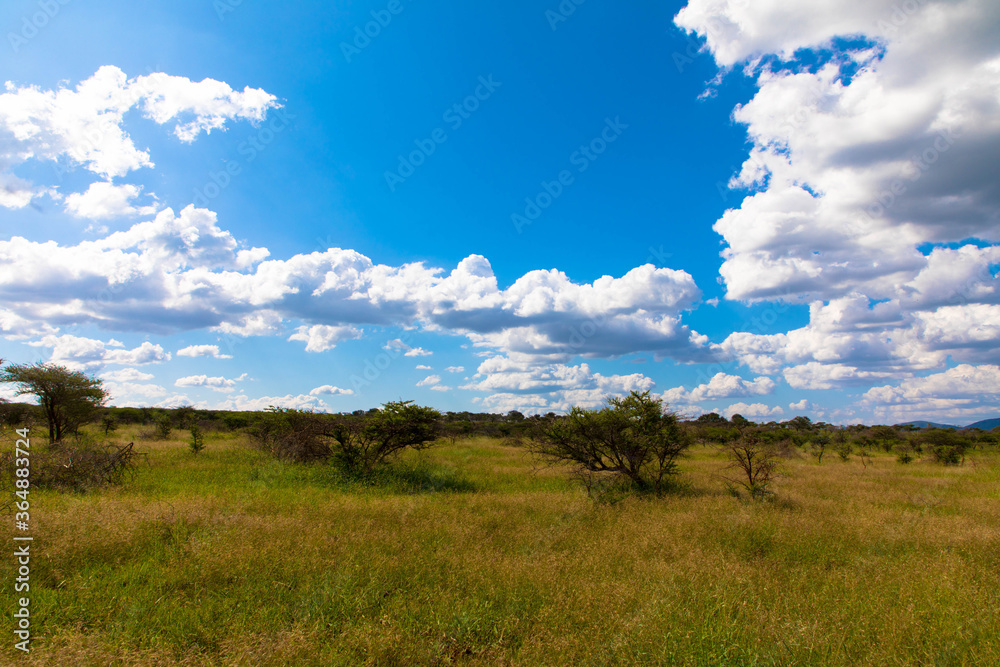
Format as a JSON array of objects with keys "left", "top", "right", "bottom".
[
  {"left": 720, "top": 429, "right": 782, "bottom": 500},
  {"left": 0, "top": 430, "right": 141, "bottom": 503},
  {"left": 248, "top": 408, "right": 333, "bottom": 463}
]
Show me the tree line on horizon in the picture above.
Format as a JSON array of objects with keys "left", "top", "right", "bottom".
[{"left": 1, "top": 362, "right": 996, "bottom": 499}]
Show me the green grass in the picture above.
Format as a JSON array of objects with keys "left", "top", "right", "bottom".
[{"left": 2, "top": 428, "right": 999, "bottom": 665}]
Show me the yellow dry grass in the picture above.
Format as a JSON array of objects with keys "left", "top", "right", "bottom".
[{"left": 1, "top": 428, "right": 998, "bottom": 665}]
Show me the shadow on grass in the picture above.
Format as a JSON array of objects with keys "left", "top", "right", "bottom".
[
  {"left": 337, "top": 459, "right": 478, "bottom": 495},
  {"left": 576, "top": 473, "right": 712, "bottom": 505}
]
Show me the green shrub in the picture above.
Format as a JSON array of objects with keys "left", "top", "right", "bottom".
[
  {"left": 156, "top": 416, "right": 172, "bottom": 439},
  {"left": 331, "top": 401, "right": 441, "bottom": 474},
  {"left": 189, "top": 425, "right": 205, "bottom": 455},
  {"left": 921, "top": 429, "right": 966, "bottom": 466},
  {"left": 529, "top": 391, "right": 689, "bottom": 495},
  {"left": 836, "top": 440, "right": 853, "bottom": 462},
  {"left": 249, "top": 407, "right": 332, "bottom": 463}
]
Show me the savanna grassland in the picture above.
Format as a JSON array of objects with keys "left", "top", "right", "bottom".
[{"left": 2, "top": 426, "right": 999, "bottom": 666}]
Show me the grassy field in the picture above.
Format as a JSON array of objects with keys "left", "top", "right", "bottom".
[{"left": 2, "top": 427, "right": 999, "bottom": 665}]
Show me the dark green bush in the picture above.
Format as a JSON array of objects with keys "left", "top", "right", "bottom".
[{"left": 530, "top": 391, "right": 689, "bottom": 495}]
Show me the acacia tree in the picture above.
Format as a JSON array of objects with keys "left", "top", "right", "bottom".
[
  {"left": 721, "top": 428, "right": 782, "bottom": 500},
  {"left": 0, "top": 362, "right": 108, "bottom": 444},
  {"left": 331, "top": 400, "right": 441, "bottom": 474},
  {"left": 531, "top": 391, "right": 690, "bottom": 495}
]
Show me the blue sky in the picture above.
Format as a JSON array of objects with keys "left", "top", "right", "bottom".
[{"left": 1, "top": 0, "right": 999, "bottom": 424}]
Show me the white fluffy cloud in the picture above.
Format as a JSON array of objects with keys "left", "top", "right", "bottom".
[
  {"left": 862, "top": 364, "right": 1000, "bottom": 423},
  {"left": 416, "top": 375, "right": 441, "bottom": 387},
  {"left": 176, "top": 344, "right": 232, "bottom": 359},
  {"left": 174, "top": 373, "right": 246, "bottom": 393},
  {"left": 27, "top": 334, "right": 170, "bottom": 370},
  {"left": 673, "top": 0, "right": 1000, "bottom": 409},
  {"left": 63, "top": 182, "right": 158, "bottom": 220},
  {"left": 309, "top": 385, "right": 354, "bottom": 396},
  {"left": 662, "top": 372, "right": 776, "bottom": 404},
  {"left": 0, "top": 210, "right": 717, "bottom": 362},
  {"left": 288, "top": 325, "right": 362, "bottom": 353},
  {"left": 100, "top": 367, "right": 155, "bottom": 382},
  {"left": 210, "top": 393, "right": 329, "bottom": 412},
  {"left": 719, "top": 402, "right": 784, "bottom": 421},
  {"left": 0, "top": 66, "right": 278, "bottom": 206},
  {"left": 677, "top": 1, "right": 1000, "bottom": 303},
  {"left": 463, "top": 354, "right": 656, "bottom": 414}
]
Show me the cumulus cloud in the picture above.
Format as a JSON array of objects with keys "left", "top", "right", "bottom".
[
  {"left": 63, "top": 182, "right": 157, "bottom": 220},
  {"left": 176, "top": 344, "right": 232, "bottom": 359},
  {"left": 783, "top": 362, "right": 898, "bottom": 390},
  {"left": 309, "top": 385, "right": 353, "bottom": 396},
  {"left": 27, "top": 334, "right": 170, "bottom": 370},
  {"left": 445, "top": 366, "right": 465, "bottom": 373},
  {"left": 415, "top": 364, "right": 432, "bottom": 370},
  {"left": 0, "top": 207, "right": 717, "bottom": 365},
  {"left": 100, "top": 368, "right": 155, "bottom": 382},
  {"left": 862, "top": 364, "right": 1000, "bottom": 423},
  {"left": 210, "top": 393, "right": 329, "bottom": 412},
  {"left": 174, "top": 373, "right": 246, "bottom": 393},
  {"left": 661, "top": 372, "right": 776, "bottom": 404},
  {"left": 719, "top": 402, "right": 784, "bottom": 421},
  {"left": 463, "top": 354, "right": 656, "bottom": 414},
  {"left": 0, "top": 65, "right": 279, "bottom": 207},
  {"left": 104, "top": 381, "right": 171, "bottom": 406},
  {"left": 677, "top": 0, "right": 1000, "bottom": 305},
  {"left": 416, "top": 375, "right": 441, "bottom": 387},
  {"left": 673, "top": 0, "right": 1000, "bottom": 399},
  {"left": 288, "top": 324, "right": 362, "bottom": 353}
]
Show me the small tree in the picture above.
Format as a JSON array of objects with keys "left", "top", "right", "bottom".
[
  {"left": 156, "top": 416, "right": 173, "bottom": 439},
  {"left": 870, "top": 425, "right": 902, "bottom": 452},
  {"left": 809, "top": 433, "right": 830, "bottom": 464},
  {"left": 921, "top": 429, "right": 966, "bottom": 465},
  {"left": 786, "top": 415, "right": 813, "bottom": 431},
  {"left": 331, "top": 401, "right": 441, "bottom": 474},
  {"left": 189, "top": 425, "right": 205, "bottom": 455},
  {"left": 249, "top": 407, "right": 331, "bottom": 463},
  {"left": 835, "top": 431, "right": 853, "bottom": 461},
  {"left": 721, "top": 429, "right": 781, "bottom": 500},
  {"left": 101, "top": 414, "right": 119, "bottom": 436},
  {"left": 530, "top": 391, "right": 689, "bottom": 495},
  {"left": 0, "top": 362, "right": 108, "bottom": 444}
]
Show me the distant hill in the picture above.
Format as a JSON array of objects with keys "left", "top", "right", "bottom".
[
  {"left": 963, "top": 418, "right": 1000, "bottom": 430},
  {"left": 896, "top": 420, "right": 958, "bottom": 429},
  {"left": 896, "top": 418, "right": 1000, "bottom": 430}
]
